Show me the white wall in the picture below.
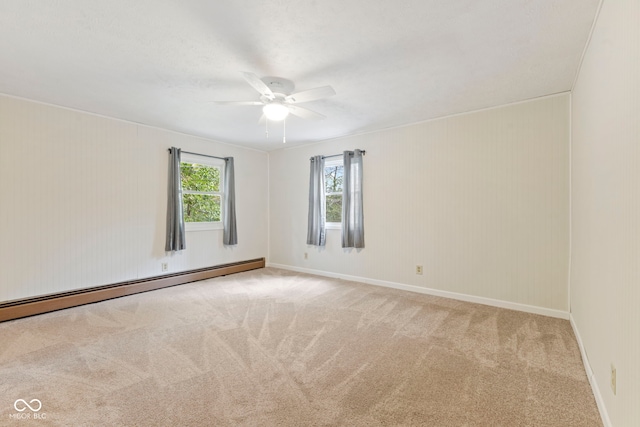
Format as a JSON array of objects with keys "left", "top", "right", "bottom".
[
  {"left": 570, "top": 0, "right": 640, "bottom": 425},
  {"left": 0, "top": 94, "right": 268, "bottom": 302},
  {"left": 269, "top": 94, "right": 570, "bottom": 313}
]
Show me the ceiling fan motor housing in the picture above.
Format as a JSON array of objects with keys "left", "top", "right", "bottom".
[{"left": 262, "top": 77, "right": 295, "bottom": 97}]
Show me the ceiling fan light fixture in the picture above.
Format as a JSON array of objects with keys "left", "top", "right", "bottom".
[{"left": 263, "top": 102, "right": 289, "bottom": 121}]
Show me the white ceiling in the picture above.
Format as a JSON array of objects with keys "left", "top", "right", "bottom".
[{"left": 0, "top": 1, "right": 599, "bottom": 151}]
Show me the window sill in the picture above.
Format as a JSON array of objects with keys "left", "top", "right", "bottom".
[
  {"left": 186, "top": 222, "right": 223, "bottom": 232},
  {"left": 326, "top": 222, "right": 341, "bottom": 230}
]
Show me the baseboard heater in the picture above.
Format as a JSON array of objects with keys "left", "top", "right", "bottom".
[{"left": 0, "top": 257, "right": 265, "bottom": 323}]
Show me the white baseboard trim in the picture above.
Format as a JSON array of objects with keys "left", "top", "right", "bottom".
[
  {"left": 267, "top": 263, "right": 569, "bottom": 320},
  {"left": 570, "top": 315, "right": 612, "bottom": 427}
]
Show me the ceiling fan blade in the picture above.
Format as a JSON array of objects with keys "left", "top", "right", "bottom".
[
  {"left": 287, "top": 105, "right": 326, "bottom": 120},
  {"left": 242, "top": 72, "right": 274, "bottom": 99},
  {"left": 215, "top": 101, "right": 263, "bottom": 106},
  {"left": 285, "top": 86, "right": 336, "bottom": 103}
]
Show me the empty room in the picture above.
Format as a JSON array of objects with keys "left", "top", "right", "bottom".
[{"left": 0, "top": 1, "right": 637, "bottom": 426}]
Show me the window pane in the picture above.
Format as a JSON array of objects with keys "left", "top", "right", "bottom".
[
  {"left": 326, "top": 194, "right": 342, "bottom": 223},
  {"left": 325, "top": 165, "right": 343, "bottom": 193},
  {"left": 181, "top": 163, "right": 220, "bottom": 192},
  {"left": 183, "top": 194, "right": 221, "bottom": 222}
]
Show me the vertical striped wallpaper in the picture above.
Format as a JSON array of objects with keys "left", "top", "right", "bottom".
[{"left": 0, "top": 95, "right": 268, "bottom": 302}]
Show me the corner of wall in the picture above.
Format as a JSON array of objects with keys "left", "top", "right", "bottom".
[{"left": 569, "top": 314, "right": 612, "bottom": 427}]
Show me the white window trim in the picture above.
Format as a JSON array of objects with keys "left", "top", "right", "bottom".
[
  {"left": 324, "top": 157, "right": 342, "bottom": 229},
  {"left": 181, "top": 153, "right": 225, "bottom": 232}
]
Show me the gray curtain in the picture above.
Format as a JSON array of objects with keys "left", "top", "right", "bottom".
[
  {"left": 342, "top": 150, "right": 365, "bottom": 248},
  {"left": 223, "top": 157, "right": 238, "bottom": 245},
  {"left": 165, "top": 147, "right": 186, "bottom": 251},
  {"left": 307, "top": 155, "right": 326, "bottom": 246}
]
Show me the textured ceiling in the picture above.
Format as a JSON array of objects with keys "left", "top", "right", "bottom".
[{"left": 0, "top": 1, "right": 599, "bottom": 151}]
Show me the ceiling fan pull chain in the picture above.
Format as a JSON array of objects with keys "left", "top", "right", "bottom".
[
  {"left": 265, "top": 118, "right": 269, "bottom": 138},
  {"left": 283, "top": 118, "right": 286, "bottom": 144}
]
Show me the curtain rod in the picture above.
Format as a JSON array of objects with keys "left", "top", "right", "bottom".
[
  {"left": 310, "top": 150, "right": 366, "bottom": 161},
  {"left": 168, "top": 148, "right": 227, "bottom": 161}
]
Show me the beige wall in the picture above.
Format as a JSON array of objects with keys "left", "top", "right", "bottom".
[
  {"left": 0, "top": 95, "right": 268, "bottom": 302},
  {"left": 269, "top": 94, "right": 570, "bottom": 314},
  {"left": 570, "top": 0, "right": 640, "bottom": 425}
]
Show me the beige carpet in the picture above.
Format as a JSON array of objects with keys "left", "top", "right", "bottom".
[{"left": 0, "top": 268, "right": 602, "bottom": 426}]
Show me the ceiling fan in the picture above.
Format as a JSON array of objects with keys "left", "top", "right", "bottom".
[{"left": 217, "top": 72, "right": 336, "bottom": 124}]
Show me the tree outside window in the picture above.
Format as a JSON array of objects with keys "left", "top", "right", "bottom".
[
  {"left": 180, "top": 157, "right": 224, "bottom": 229},
  {"left": 325, "top": 161, "right": 343, "bottom": 224}
]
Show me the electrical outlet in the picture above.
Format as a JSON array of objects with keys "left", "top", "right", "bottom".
[
  {"left": 416, "top": 265, "right": 423, "bottom": 275},
  {"left": 611, "top": 364, "right": 616, "bottom": 395},
  {"left": 304, "top": 252, "right": 308, "bottom": 260},
  {"left": 161, "top": 262, "right": 168, "bottom": 272}
]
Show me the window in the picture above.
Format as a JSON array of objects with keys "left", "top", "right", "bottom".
[
  {"left": 180, "top": 154, "right": 224, "bottom": 230},
  {"left": 325, "top": 158, "right": 343, "bottom": 227}
]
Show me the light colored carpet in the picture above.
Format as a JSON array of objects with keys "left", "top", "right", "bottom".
[{"left": 0, "top": 268, "right": 602, "bottom": 426}]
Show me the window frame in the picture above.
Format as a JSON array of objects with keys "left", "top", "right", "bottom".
[
  {"left": 180, "top": 153, "right": 225, "bottom": 232},
  {"left": 324, "top": 157, "right": 343, "bottom": 229}
]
